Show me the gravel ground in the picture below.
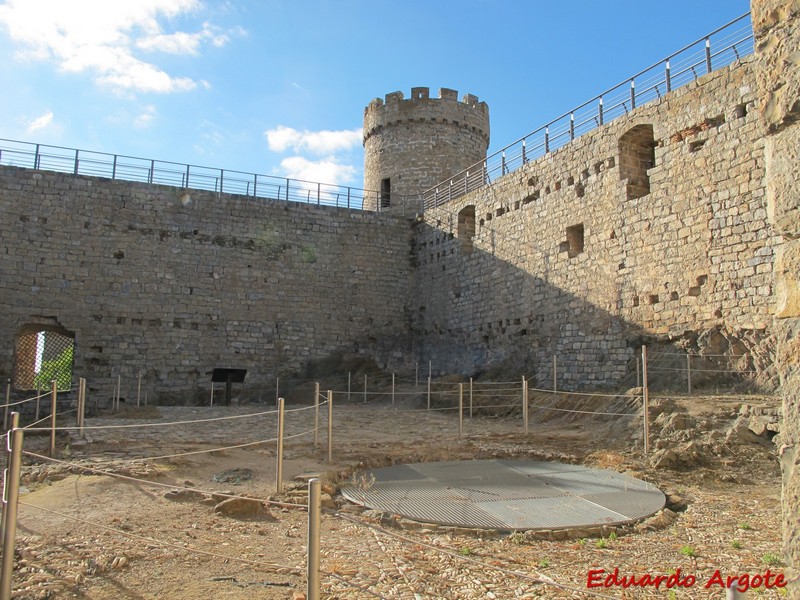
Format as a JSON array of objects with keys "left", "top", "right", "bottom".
[{"left": 5, "top": 392, "right": 788, "bottom": 599}]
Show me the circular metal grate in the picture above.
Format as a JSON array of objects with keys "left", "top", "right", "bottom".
[{"left": 341, "top": 459, "right": 665, "bottom": 531}]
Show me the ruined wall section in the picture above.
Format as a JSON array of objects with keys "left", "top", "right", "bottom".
[
  {"left": 751, "top": 0, "right": 800, "bottom": 592},
  {"left": 0, "top": 169, "right": 413, "bottom": 403},
  {"left": 412, "top": 57, "right": 776, "bottom": 387},
  {"left": 363, "top": 87, "right": 489, "bottom": 212}
]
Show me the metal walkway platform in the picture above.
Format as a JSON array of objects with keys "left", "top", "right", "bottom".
[{"left": 341, "top": 459, "right": 665, "bottom": 531}]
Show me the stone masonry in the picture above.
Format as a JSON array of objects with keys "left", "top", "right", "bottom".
[
  {"left": 752, "top": 0, "right": 800, "bottom": 594},
  {"left": 363, "top": 87, "right": 489, "bottom": 212},
  {"left": 0, "top": 171, "right": 412, "bottom": 404},
  {"left": 411, "top": 56, "right": 777, "bottom": 387}
]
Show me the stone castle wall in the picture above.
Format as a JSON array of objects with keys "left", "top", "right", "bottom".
[
  {"left": 412, "top": 56, "right": 777, "bottom": 387},
  {"left": 363, "top": 87, "right": 490, "bottom": 211},
  {"left": 0, "top": 170, "right": 413, "bottom": 403},
  {"left": 752, "top": 0, "right": 800, "bottom": 593}
]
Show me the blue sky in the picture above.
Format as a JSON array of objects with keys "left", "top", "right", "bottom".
[{"left": 0, "top": 0, "right": 751, "bottom": 192}]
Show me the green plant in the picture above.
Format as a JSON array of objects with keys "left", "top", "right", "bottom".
[
  {"left": 608, "top": 532, "right": 617, "bottom": 541},
  {"left": 763, "top": 552, "right": 783, "bottom": 566},
  {"left": 300, "top": 245, "right": 317, "bottom": 263},
  {"left": 459, "top": 546, "right": 473, "bottom": 557},
  {"left": 738, "top": 522, "right": 752, "bottom": 530},
  {"left": 33, "top": 343, "right": 74, "bottom": 391},
  {"left": 595, "top": 538, "right": 608, "bottom": 549},
  {"left": 578, "top": 538, "right": 587, "bottom": 546},
  {"left": 731, "top": 540, "right": 742, "bottom": 549},
  {"left": 507, "top": 531, "right": 525, "bottom": 545},
  {"left": 679, "top": 545, "right": 696, "bottom": 558},
  {"left": 538, "top": 557, "right": 549, "bottom": 568}
]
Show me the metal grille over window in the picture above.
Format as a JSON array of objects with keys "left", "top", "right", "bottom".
[{"left": 14, "top": 329, "right": 75, "bottom": 391}]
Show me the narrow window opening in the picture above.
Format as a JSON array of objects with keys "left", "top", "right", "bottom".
[
  {"left": 380, "top": 178, "right": 391, "bottom": 208},
  {"left": 619, "top": 124, "right": 656, "bottom": 200},
  {"left": 457, "top": 205, "right": 476, "bottom": 254},
  {"left": 563, "top": 223, "right": 585, "bottom": 258}
]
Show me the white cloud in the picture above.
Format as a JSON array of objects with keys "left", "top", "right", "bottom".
[
  {"left": 279, "top": 156, "right": 357, "bottom": 186},
  {"left": 27, "top": 110, "right": 54, "bottom": 133},
  {"left": 265, "top": 126, "right": 362, "bottom": 155},
  {"left": 0, "top": 0, "right": 239, "bottom": 94},
  {"left": 134, "top": 105, "right": 157, "bottom": 128}
]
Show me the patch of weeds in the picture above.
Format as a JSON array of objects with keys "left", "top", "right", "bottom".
[
  {"left": 538, "top": 557, "right": 549, "bottom": 568},
  {"left": 762, "top": 552, "right": 783, "bottom": 566},
  {"left": 300, "top": 245, "right": 317, "bottom": 263},
  {"left": 578, "top": 538, "right": 587, "bottom": 546},
  {"left": 459, "top": 547, "right": 473, "bottom": 557},
  {"left": 595, "top": 538, "right": 609, "bottom": 549},
  {"left": 679, "top": 545, "right": 696, "bottom": 558},
  {"left": 607, "top": 532, "right": 617, "bottom": 541},
  {"left": 738, "top": 522, "right": 752, "bottom": 530},
  {"left": 507, "top": 531, "right": 525, "bottom": 545},
  {"left": 730, "top": 540, "right": 742, "bottom": 550}
]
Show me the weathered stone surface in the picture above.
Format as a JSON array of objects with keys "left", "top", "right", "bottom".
[
  {"left": 753, "top": 0, "right": 800, "bottom": 593},
  {"left": 213, "top": 497, "right": 273, "bottom": 519}
]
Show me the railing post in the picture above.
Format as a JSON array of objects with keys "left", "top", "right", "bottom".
[
  {"left": 276, "top": 397, "right": 285, "bottom": 492},
  {"left": 327, "top": 391, "right": 333, "bottom": 463},
  {"left": 501, "top": 152, "right": 507, "bottom": 175},
  {"left": 0, "top": 425, "right": 24, "bottom": 600},
  {"left": 523, "top": 376, "right": 529, "bottom": 435},
  {"left": 569, "top": 113, "right": 575, "bottom": 140},
  {"left": 285, "top": 178, "right": 290, "bottom": 202},
  {"left": 346, "top": 187, "right": 351, "bottom": 209},
  {"left": 112, "top": 154, "right": 118, "bottom": 179},
  {"left": 148, "top": 159, "right": 154, "bottom": 184},
  {"left": 307, "top": 478, "right": 321, "bottom": 600},
  {"left": 50, "top": 380, "right": 57, "bottom": 458},
  {"left": 598, "top": 96, "right": 604, "bottom": 126},
  {"left": 219, "top": 169, "right": 224, "bottom": 194},
  {"left": 458, "top": 383, "right": 463, "bottom": 440},
  {"left": 630, "top": 79, "right": 636, "bottom": 110},
  {"left": 78, "top": 377, "right": 86, "bottom": 434},
  {"left": 0, "top": 412, "right": 19, "bottom": 543},
  {"left": 705, "top": 37, "right": 712, "bottom": 74},
  {"left": 73, "top": 149, "right": 79, "bottom": 175},
  {"left": 314, "top": 382, "right": 320, "bottom": 448},
  {"left": 34, "top": 144, "right": 41, "bottom": 169},
  {"left": 469, "top": 377, "right": 473, "bottom": 419},
  {"left": 665, "top": 59, "right": 672, "bottom": 93},
  {"left": 544, "top": 127, "right": 550, "bottom": 154},
  {"left": 185, "top": 164, "right": 190, "bottom": 188},
  {"left": 521, "top": 140, "right": 527, "bottom": 164},
  {"left": 642, "top": 346, "right": 650, "bottom": 456},
  {"left": 253, "top": 173, "right": 258, "bottom": 197}
]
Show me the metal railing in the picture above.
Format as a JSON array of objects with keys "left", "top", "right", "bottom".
[
  {"left": 0, "top": 138, "right": 384, "bottom": 211},
  {"left": 421, "top": 12, "right": 754, "bottom": 210}
]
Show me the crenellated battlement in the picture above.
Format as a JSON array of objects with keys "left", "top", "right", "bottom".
[{"left": 363, "top": 87, "right": 489, "bottom": 145}]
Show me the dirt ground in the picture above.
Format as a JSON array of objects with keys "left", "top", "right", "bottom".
[{"left": 5, "top": 387, "right": 788, "bottom": 599}]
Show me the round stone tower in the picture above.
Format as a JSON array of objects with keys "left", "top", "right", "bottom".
[{"left": 362, "top": 87, "right": 490, "bottom": 211}]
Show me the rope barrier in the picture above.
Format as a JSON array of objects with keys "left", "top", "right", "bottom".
[
  {"left": 329, "top": 511, "right": 620, "bottom": 599},
  {"left": 526, "top": 385, "right": 641, "bottom": 399},
  {"left": 527, "top": 403, "right": 638, "bottom": 417},
  {"left": 21, "top": 451, "right": 307, "bottom": 509},
  {"left": 23, "top": 407, "right": 282, "bottom": 432}
]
